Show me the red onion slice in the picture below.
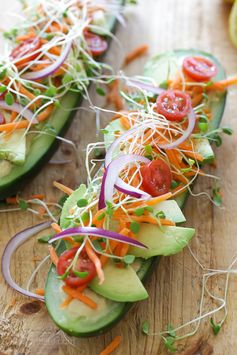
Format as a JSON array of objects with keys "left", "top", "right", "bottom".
[
  {"left": 49, "top": 226, "right": 147, "bottom": 249},
  {"left": 99, "top": 154, "right": 150, "bottom": 209},
  {"left": 0, "top": 100, "right": 37, "bottom": 123},
  {"left": 22, "top": 41, "right": 72, "bottom": 81},
  {"left": 1, "top": 221, "right": 51, "bottom": 301},
  {"left": 127, "top": 79, "right": 165, "bottom": 95},
  {"left": 159, "top": 107, "right": 196, "bottom": 149}
]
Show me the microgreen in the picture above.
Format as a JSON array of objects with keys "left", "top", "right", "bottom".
[
  {"left": 101, "top": 129, "right": 109, "bottom": 134},
  {"left": 57, "top": 269, "right": 70, "bottom": 280},
  {"left": 163, "top": 336, "right": 177, "bottom": 352},
  {"left": 145, "top": 206, "right": 153, "bottom": 213},
  {"left": 0, "top": 85, "right": 7, "bottom": 93},
  {"left": 156, "top": 210, "right": 166, "bottom": 219},
  {"left": 141, "top": 320, "right": 150, "bottom": 335},
  {"left": 212, "top": 185, "right": 222, "bottom": 206},
  {"left": 97, "top": 212, "right": 105, "bottom": 221},
  {"left": 199, "top": 122, "right": 208, "bottom": 132},
  {"left": 38, "top": 234, "right": 53, "bottom": 243},
  {"left": 144, "top": 144, "right": 153, "bottom": 155},
  {"left": 171, "top": 180, "right": 179, "bottom": 189},
  {"left": 134, "top": 207, "right": 145, "bottom": 216},
  {"left": 106, "top": 201, "right": 114, "bottom": 217},
  {"left": 130, "top": 221, "right": 140, "bottom": 234},
  {"left": 19, "top": 199, "right": 28, "bottom": 211},
  {"left": 81, "top": 211, "right": 90, "bottom": 223},
  {"left": 5, "top": 92, "right": 14, "bottom": 106},
  {"left": 77, "top": 199, "right": 88, "bottom": 208},
  {"left": 96, "top": 86, "right": 106, "bottom": 96},
  {"left": 210, "top": 318, "right": 222, "bottom": 335},
  {"left": 123, "top": 254, "right": 135, "bottom": 265},
  {"left": 222, "top": 127, "right": 233, "bottom": 135},
  {"left": 159, "top": 80, "right": 169, "bottom": 90},
  {"left": 45, "top": 86, "right": 57, "bottom": 97}
]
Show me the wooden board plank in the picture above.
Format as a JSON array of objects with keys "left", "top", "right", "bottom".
[{"left": 1, "top": 0, "right": 237, "bottom": 354}]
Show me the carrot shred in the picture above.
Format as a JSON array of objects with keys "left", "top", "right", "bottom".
[
  {"left": 123, "top": 44, "right": 149, "bottom": 67},
  {"left": 51, "top": 222, "right": 62, "bottom": 233},
  {"left": 62, "top": 285, "right": 97, "bottom": 309},
  {"left": 85, "top": 240, "right": 105, "bottom": 285},
  {"left": 60, "top": 295, "right": 73, "bottom": 309},
  {"left": 38, "top": 105, "right": 54, "bottom": 122},
  {"left": 48, "top": 245, "right": 59, "bottom": 266},
  {"left": 207, "top": 76, "right": 237, "bottom": 91},
  {"left": 125, "top": 192, "right": 172, "bottom": 209},
  {"left": 127, "top": 215, "right": 175, "bottom": 226},
  {"left": 99, "top": 336, "right": 122, "bottom": 355},
  {"left": 31, "top": 193, "right": 45, "bottom": 200},
  {"left": 53, "top": 181, "right": 73, "bottom": 195},
  {"left": 120, "top": 116, "right": 131, "bottom": 130},
  {"left": 16, "top": 31, "right": 36, "bottom": 42},
  {"left": 0, "top": 120, "right": 29, "bottom": 132},
  {"left": 35, "top": 288, "right": 45, "bottom": 296}
]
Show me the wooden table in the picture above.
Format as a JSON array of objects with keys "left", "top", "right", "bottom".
[{"left": 1, "top": 0, "right": 237, "bottom": 354}]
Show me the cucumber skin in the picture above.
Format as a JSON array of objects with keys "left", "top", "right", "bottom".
[
  {"left": 0, "top": 8, "right": 123, "bottom": 201},
  {"left": 45, "top": 50, "right": 226, "bottom": 337}
]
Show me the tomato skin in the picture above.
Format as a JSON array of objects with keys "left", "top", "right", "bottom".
[
  {"left": 57, "top": 247, "right": 96, "bottom": 287},
  {"left": 11, "top": 37, "right": 41, "bottom": 66},
  {"left": 183, "top": 56, "right": 218, "bottom": 82},
  {"left": 84, "top": 31, "right": 108, "bottom": 56},
  {"left": 141, "top": 159, "right": 172, "bottom": 197},
  {"left": 156, "top": 90, "right": 191, "bottom": 122}
]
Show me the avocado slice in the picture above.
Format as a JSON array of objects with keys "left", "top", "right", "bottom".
[
  {"left": 0, "top": 1, "right": 124, "bottom": 200},
  {"left": 0, "top": 129, "right": 26, "bottom": 165},
  {"left": 89, "top": 260, "right": 148, "bottom": 302},
  {"left": 129, "top": 225, "right": 195, "bottom": 258},
  {"left": 45, "top": 49, "right": 226, "bottom": 337}
]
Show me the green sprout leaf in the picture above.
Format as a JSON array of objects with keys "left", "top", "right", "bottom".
[
  {"left": 96, "top": 86, "right": 106, "bottom": 96},
  {"left": 159, "top": 80, "right": 169, "bottom": 90},
  {"left": 212, "top": 186, "right": 222, "bottom": 206},
  {"left": 141, "top": 320, "right": 150, "bottom": 335},
  {"left": 77, "top": 199, "right": 88, "bottom": 208},
  {"left": 37, "top": 234, "right": 53, "bottom": 243},
  {"left": 5, "top": 92, "right": 14, "bottom": 106},
  {"left": 156, "top": 210, "right": 166, "bottom": 219},
  {"left": 163, "top": 336, "right": 177, "bottom": 352},
  {"left": 144, "top": 144, "right": 153, "bottom": 155},
  {"left": 130, "top": 221, "right": 140, "bottom": 234},
  {"left": 167, "top": 324, "right": 176, "bottom": 338},
  {"left": 134, "top": 207, "right": 145, "bottom": 216},
  {"left": 19, "top": 199, "right": 28, "bottom": 211},
  {"left": 210, "top": 318, "right": 222, "bottom": 335},
  {"left": 199, "top": 122, "right": 208, "bottom": 133},
  {"left": 97, "top": 212, "right": 105, "bottom": 221},
  {"left": 222, "top": 127, "right": 233, "bottom": 136},
  {"left": 123, "top": 254, "right": 135, "bottom": 265},
  {"left": 73, "top": 270, "right": 89, "bottom": 278}
]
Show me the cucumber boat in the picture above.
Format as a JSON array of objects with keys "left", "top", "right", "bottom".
[
  {"left": 0, "top": 0, "right": 124, "bottom": 199},
  {"left": 43, "top": 49, "right": 228, "bottom": 336}
]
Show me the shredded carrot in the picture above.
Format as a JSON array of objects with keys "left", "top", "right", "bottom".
[
  {"left": 106, "top": 79, "right": 124, "bottom": 111},
  {"left": 125, "top": 192, "right": 172, "bottom": 209},
  {"left": 51, "top": 222, "right": 62, "bottom": 233},
  {"left": 0, "top": 120, "right": 29, "bottom": 132},
  {"left": 207, "top": 76, "right": 237, "bottom": 91},
  {"left": 35, "top": 288, "right": 45, "bottom": 296},
  {"left": 53, "top": 181, "right": 73, "bottom": 195},
  {"left": 60, "top": 295, "right": 73, "bottom": 309},
  {"left": 16, "top": 31, "right": 36, "bottom": 42},
  {"left": 123, "top": 44, "right": 149, "bottom": 67},
  {"left": 38, "top": 105, "right": 54, "bottom": 122},
  {"left": 31, "top": 193, "right": 45, "bottom": 200},
  {"left": 120, "top": 116, "right": 131, "bottom": 130},
  {"left": 62, "top": 285, "right": 97, "bottom": 309},
  {"left": 127, "top": 215, "right": 175, "bottom": 226},
  {"left": 9, "top": 112, "right": 18, "bottom": 122},
  {"left": 85, "top": 240, "right": 104, "bottom": 284},
  {"left": 100, "top": 336, "right": 122, "bottom": 355},
  {"left": 48, "top": 245, "right": 59, "bottom": 266}
]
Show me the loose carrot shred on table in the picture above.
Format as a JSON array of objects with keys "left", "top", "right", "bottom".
[
  {"left": 62, "top": 285, "right": 97, "bottom": 309},
  {"left": 99, "top": 335, "right": 122, "bottom": 355},
  {"left": 35, "top": 288, "right": 45, "bottom": 296},
  {"left": 85, "top": 240, "right": 105, "bottom": 285},
  {"left": 48, "top": 245, "right": 59, "bottom": 266},
  {"left": 6, "top": 197, "right": 18, "bottom": 204},
  {"left": 53, "top": 181, "right": 73, "bottom": 195},
  {"left": 31, "top": 193, "right": 45, "bottom": 200},
  {"left": 123, "top": 44, "right": 149, "bottom": 67}
]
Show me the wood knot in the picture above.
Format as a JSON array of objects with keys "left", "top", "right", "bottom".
[{"left": 20, "top": 301, "right": 41, "bottom": 315}]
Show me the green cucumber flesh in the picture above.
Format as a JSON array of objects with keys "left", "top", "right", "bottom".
[{"left": 45, "top": 49, "right": 226, "bottom": 337}]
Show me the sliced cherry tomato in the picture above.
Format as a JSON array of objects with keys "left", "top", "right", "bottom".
[
  {"left": 141, "top": 159, "right": 172, "bottom": 197},
  {"left": 183, "top": 56, "right": 218, "bottom": 82},
  {"left": 156, "top": 89, "right": 191, "bottom": 122},
  {"left": 84, "top": 31, "right": 108, "bottom": 56},
  {"left": 57, "top": 247, "right": 96, "bottom": 287},
  {"left": 10, "top": 37, "right": 41, "bottom": 66}
]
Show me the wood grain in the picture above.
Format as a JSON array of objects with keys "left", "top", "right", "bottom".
[{"left": 1, "top": 0, "right": 237, "bottom": 354}]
